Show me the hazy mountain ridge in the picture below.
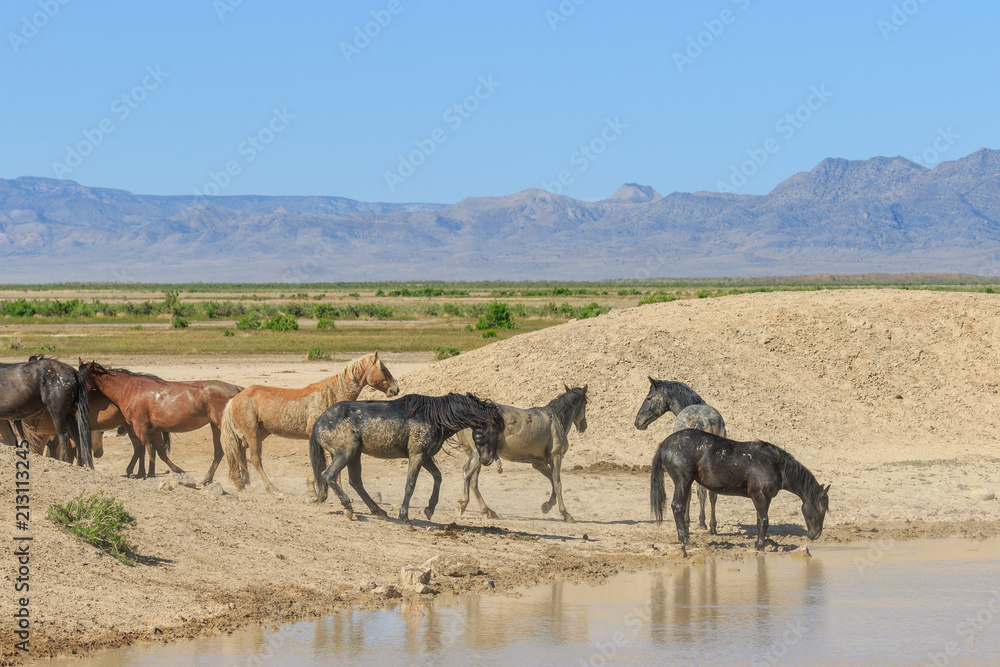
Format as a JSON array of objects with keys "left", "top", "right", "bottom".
[{"left": 2, "top": 149, "right": 1000, "bottom": 282}]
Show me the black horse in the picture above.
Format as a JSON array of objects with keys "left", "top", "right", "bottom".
[
  {"left": 310, "top": 392, "right": 504, "bottom": 523},
  {"left": 651, "top": 429, "right": 829, "bottom": 550},
  {"left": 635, "top": 378, "right": 727, "bottom": 532},
  {"left": 0, "top": 357, "right": 93, "bottom": 468}
]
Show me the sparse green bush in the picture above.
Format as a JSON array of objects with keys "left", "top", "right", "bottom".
[
  {"left": 638, "top": 293, "right": 679, "bottom": 306},
  {"left": 263, "top": 314, "right": 299, "bottom": 332},
  {"left": 316, "top": 318, "right": 337, "bottom": 330},
  {"left": 223, "top": 330, "right": 234, "bottom": 337},
  {"left": 464, "top": 324, "right": 474, "bottom": 331},
  {"left": 130, "top": 325, "right": 143, "bottom": 331},
  {"left": 476, "top": 300, "right": 514, "bottom": 330},
  {"left": 307, "top": 347, "right": 330, "bottom": 361},
  {"left": 236, "top": 314, "right": 261, "bottom": 330},
  {"left": 47, "top": 492, "right": 138, "bottom": 566},
  {"left": 480, "top": 328, "right": 497, "bottom": 338},
  {"left": 171, "top": 316, "right": 189, "bottom": 329},
  {"left": 577, "top": 302, "right": 609, "bottom": 319},
  {"left": 435, "top": 346, "right": 460, "bottom": 360}
]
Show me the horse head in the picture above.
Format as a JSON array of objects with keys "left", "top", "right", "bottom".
[
  {"left": 565, "top": 383, "right": 589, "bottom": 434},
  {"left": 803, "top": 483, "right": 831, "bottom": 540},
  {"left": 471, "top": 400, "right": 505, "bottom": 466},
  {"left": 634, "top": 377, "right": 667, "bottom": 430},
  {"left": 365, "top": 351, "right": 399, "bottom": 397}
]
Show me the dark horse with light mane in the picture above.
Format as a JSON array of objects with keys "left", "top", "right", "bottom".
[
  {"left": 310, "top": 393, "right": 505, "bottom": 523},
  {"left": 651, "top": 429, "right": 830, "bottom": 550},
  {"left": 0, "top": 357, "right": 92, "bottom": 467}
]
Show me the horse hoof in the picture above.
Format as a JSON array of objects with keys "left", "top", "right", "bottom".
[
  {"left": 563, "top": 515, "right": 576, "bottom": 524},
  {"left": 424, "top": 508, "right": 434, "bottom": 520},
  {"left": 455, "top": 504, "right": 466, "bottom": 517},
  {"left": 541, "top": 503, "right": 553, "bottom": 514},
  {"left": 708, "top": 527, "right": 718, "bottom": 536},
  {"left": 343, "top": 508, "right": 354, "bottom": 520},
  {"left": 484, "top": 510, "right": 499, "bottom": 520}
]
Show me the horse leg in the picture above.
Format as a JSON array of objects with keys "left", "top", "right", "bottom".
[
  {"left": 708, "top": 490, "right": 718, "bottom": 535},
  {"left": 750, "top": 492, "right": 772, "bottom": 551},
  {"left": 671, "top": 479, "right": 694, "bottom": 546},
  {"left": 456, "top": 449, "right": 475, "bottom": 517},
  {"left": 49, "top": 412, "right": 73, "bottom": 464},
  {"left": 124, "top": 430, "right": 145, "bottom": 478},
  {"left": 469, "top": 457, "right": 498, "bottom": 519},
  {"left": 319, "top": 450, "right": 355, "bottom": 519},
  {"left": 533, "top": 462, "right": 557, "bottom": 514},
  {"left": 346, "top": 456, "right": 388, "bottom": 518},
  {"left": 398, "top": 454, "right": 426, "bottom": 524},
  {"left": 247, "top": 436, "right": 280, "bottom": 494},
  {"left": 421, "top": 458, "right": 443, "bottom": 521},
  {"left": 696, "top": 484, "right": 708, "bottom": 530},
  {"left": 153, "top": 432, "right": 185, "bottom": 473},
  {"left": 202, "top": 424, "right": 224, "bottom": 485},
  {"left": 549, "top": 454, "right": 574, "bottom": 523}
]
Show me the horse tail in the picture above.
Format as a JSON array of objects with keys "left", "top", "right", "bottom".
[
  {"left": 650, "top": 445, "right": 667, "bottom": 525},
  {"left": 220, "top": 402, "right": 251, "bottom": 491},
  {"left": 309, "top": 427, "right": 328, "bottom": 503},
  {"left": 74, "top": 366, "right": 94, "bottom": 469}
]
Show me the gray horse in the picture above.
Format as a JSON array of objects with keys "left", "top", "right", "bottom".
[
  {"left": 635, "top": 378, "right": 726, "bottom": 534},
  {"left": 455, "top": 385, "right": 588, "bottom": 523}
]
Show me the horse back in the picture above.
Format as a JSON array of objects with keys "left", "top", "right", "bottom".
[
  {"left": 661, "top": 430, "right": 781, "bottom": 498},
  {"left": 673, "top": 404, "right": 726, "bottom": 437}
]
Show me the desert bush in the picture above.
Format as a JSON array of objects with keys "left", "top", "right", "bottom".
[
  {"left": 476, "top": 301, "right": 514, "bottom": 330},
  {"left": 307, "top": 347, "right": 330, "bottom": 361},
  {"left": 435, "top": 346, "right": 460, "bottom": 359},
  {"left": 236, "top": 314, "right": 261, "bottom": 330},
  {"left": 263, "top": 314, "right": 298, "bottom": 332},
  {"left": 47, "top": 492, "right": 138, "bottom": 566},
  {"left": 171, "top": 316, "right": 189, "bottom": 329},
  {"left": 316, "top": 318, "right": 336, "bottom": 330}
]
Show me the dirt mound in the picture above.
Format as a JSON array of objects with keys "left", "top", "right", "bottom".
[{"left": 401, "top": 289, "right": 1000, "bottom": 468}]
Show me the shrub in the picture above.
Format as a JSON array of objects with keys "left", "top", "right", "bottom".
[
  {"left": 264, "top": 314, "right": 299, "bottom": 332},
  {"left": 476, "top": 300, "right": 514, "bottom": 330},
  {"left": 435, "top": 346, "right": 460, "bottom": 360},
  {"left": 171, "top": 316, "right": 189, "bottom": 329},
  {"left": 162, "top": 289, "right": 182, "bottom": 315},
  {"left": 223, "top": 330, "right": 234, "bottom": 337},
  {"left": 236, "top": 314, "right": 262, "bottom": 330},
  {"left": 47, "top": 492, "right": 138, "bottom": 566},
  {"left": 464, "top": 324, "right": 474, "bottom": 332},
  {"left": 130, "top": 325, "right": 143, "bottom": 331},
  {"left": 986, "top": 287, "right": 996, "bottom": 294},
  {"left": 316, "top": 318, "right": 336, "bottom": 330},
  {"left": 577, "top": 302, "right": 609, "bottom": 319},
  {"left": 307, "top": 347, "right": 330, "bottom": 361},
  {"left": 480, "top": 328, "right": 497, "bottom": 338},
  {"left": 638, "top": 293, "right": 679, "bottom": 306}
]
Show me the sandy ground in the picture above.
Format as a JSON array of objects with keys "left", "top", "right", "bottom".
[{"left": 2, "top": 290, "right": 1000, "bottom": 664}]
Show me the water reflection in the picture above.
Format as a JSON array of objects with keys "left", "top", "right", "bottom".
[{"left": 41, "top": 538, "right": 1000, "bottom": 666}]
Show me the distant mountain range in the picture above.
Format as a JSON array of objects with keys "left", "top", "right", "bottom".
[{"left": 3, "top": 148, "right": 1000, "bottom": 282}]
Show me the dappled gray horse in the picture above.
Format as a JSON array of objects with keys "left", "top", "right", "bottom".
[
  {"left": 455, "top": 385, "right": 588, "bottom": 523},
  {"left": 635, "top": 378, "right": 726, "bottom": 534}
]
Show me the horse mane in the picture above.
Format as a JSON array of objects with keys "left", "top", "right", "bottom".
[
  {"left": 545, "top": 387, "right": 586, "bottom": 415},
  {"left": 89, "top": 361, "right": 168, "bottom": 384},
  {"left": 776, "top": 447, "right": 824, "bottom": 503},
  {"left": 403, "top": 393, "right": 504, "bottom": 432},
  {"left": 321, "top": 353, "right": 377, "bottom": 403},
  {"left": 656, "top": 380, "right": 705, "bottom": 411}
]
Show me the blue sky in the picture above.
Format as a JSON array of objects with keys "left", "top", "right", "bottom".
[{"left": 2, "top": 0, "right": 997, "bottom": 203}]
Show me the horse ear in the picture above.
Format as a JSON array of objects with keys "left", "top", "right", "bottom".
[
  {"left": 583, "top": 384, "right": 588, "bottom": 393},
  {"left": 373, "top": 350, "right": 380, "bottom": 359},
  {"left": 824, "top": 484, "right": 832, "bottom": 494},
  {"left": 563, "top": 383, "right": 570, "bottom": 392},
  {"left": 648, "top": 376, "right": 656, "bottom": 385}
]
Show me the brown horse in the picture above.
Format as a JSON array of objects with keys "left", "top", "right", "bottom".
[
  {"left": 222, "top": 352, "right": 399, "bottom": 493},
  {"left": 83, "top": 362, "right": 243, "bottom": 481}
]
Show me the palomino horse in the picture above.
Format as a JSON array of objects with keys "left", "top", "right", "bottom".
[
  {"left": 635, "top": 378, "right": 727, "bottom": 534},
  {"left": 651, "top": 429, "right": 830, "bottom": 550},
  {"left": 0, "top": 358, "right": 92, "bottom": 467},
  {"left": 222, "top": 352, "right": 399, "bottom": 493},
  {"left": 310, "top": 393, "right": 504, "bottom": 523},
  {"left": 455, "top": 384, "right": 587, "bottom": 523},
  {"left": 83, "top": 362, "right": 242, "bottom": 480}
]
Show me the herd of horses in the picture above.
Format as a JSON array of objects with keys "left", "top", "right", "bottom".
[{"left": 1, "top": 352, "right": 830, "bottom": 550}]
